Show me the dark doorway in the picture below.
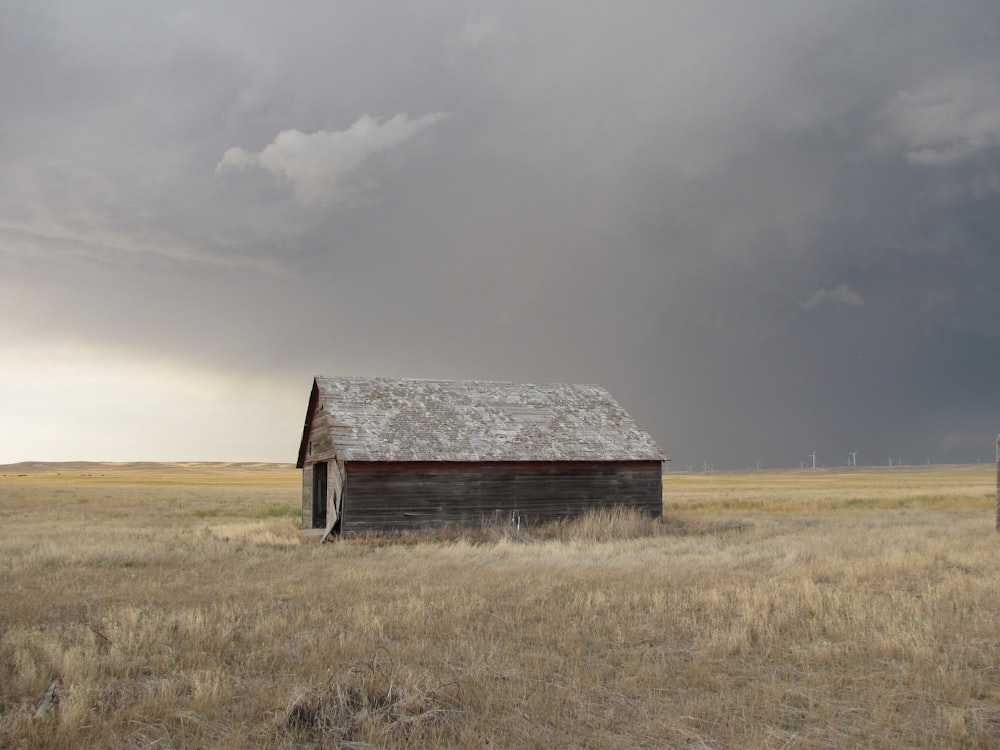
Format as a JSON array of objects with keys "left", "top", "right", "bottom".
[{"left": 312, "top": 462, "right": 328, "bottom": 529}]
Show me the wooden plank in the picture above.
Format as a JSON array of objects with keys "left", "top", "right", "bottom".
[
  {"left": 300, "top": 464, "right": 313, "bottom": 529},
  {"left": 338, "top": 460, "right": 662, "bottom": 535}
]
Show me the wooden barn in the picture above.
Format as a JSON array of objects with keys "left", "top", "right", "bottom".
[{"left": 296, "top": 376, "right": 665, "bottom": 537}]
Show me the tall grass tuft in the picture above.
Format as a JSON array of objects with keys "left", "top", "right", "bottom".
[
  {"left": 333, "top": 506, "right": 676, "bottom": 546},
  {"left": 539, "top": 505, "right": 663, "bottom": 542}
]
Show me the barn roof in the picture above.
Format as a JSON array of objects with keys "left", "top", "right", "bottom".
[{"left": 297, "top": 376, "right": 664, "bottom": 465}]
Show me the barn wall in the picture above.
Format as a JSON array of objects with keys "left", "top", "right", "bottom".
[
  {"left": 301, "top": 404, "right": 344, "bottom": 528},
  {"left": 328, "top": 460, "right": 345, "bottom": 527},
  {"left": 339, "top": 460, "right": 663, "bottom": 534},
  {"left": 300, "top": 459, "right": 347, "bottom": 529},
  {"left": 301, "top": 463, "right": 314, "bottom": 529},
  {"left": 306, "top": 408, "right": 339, "bottom": 463}
]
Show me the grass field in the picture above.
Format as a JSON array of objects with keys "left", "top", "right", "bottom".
[{"left": 1, "top": 462, "right": 998, "bottom": 748}]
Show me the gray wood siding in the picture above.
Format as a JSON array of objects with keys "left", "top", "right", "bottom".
[
  {"left": 339, "top": 460, "right": 663, "bottom": 535},
  {"left": 300, "top": 463, "right": 313, "bottom": 529},
  {"left": 306, "top": 409, "right": 339, "bottom": 463},
  {"left": 301, "top": 458, "right": 346, "bottom": 529},
  {"left": 301, "top": 405, "right": 343, "bottom": 528}
]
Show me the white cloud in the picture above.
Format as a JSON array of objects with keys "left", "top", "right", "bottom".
[
  {"left": 215, "top": 112, "right": 451, "bottom": 204},
  {"left": 877, "top": 75, "right": 1000, "bottom": 167},
  {"left": 800, "top": 284, "right": 864, "bottom": 311}
]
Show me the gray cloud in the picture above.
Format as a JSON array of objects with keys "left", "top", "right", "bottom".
[
  {"left": 2, "top": 0, "right": 999, "bottom": 466},
  {"left": 459, "top": 15, "right": 505, "bottom": 49}
]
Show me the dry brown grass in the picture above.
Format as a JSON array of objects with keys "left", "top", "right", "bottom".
[{"left": 1, "top": 461, "right": 999, "bottom": 748}]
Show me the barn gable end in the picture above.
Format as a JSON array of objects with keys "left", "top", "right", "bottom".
[{"left": 297, "top": 376, "right": 665, "bottom": 536}]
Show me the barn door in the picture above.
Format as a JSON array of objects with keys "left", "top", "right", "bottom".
[{"left": 312, "top": 462, "right": 328, "bottom": 529}]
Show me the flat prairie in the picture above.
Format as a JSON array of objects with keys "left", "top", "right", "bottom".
[{"left": 1, "top": 461, "right": 998, "bottom": 749}]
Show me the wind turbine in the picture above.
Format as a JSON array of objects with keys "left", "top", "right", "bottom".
[
  {"left": 809, "top": 450, "right": 817, "bottom": 469},
  {"left": 849, "top": 450, "right": 857, "bottom": 467}
]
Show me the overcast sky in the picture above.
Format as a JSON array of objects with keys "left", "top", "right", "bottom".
[{"left": 2, "top": 1, "right": 999, "bottom": 468}]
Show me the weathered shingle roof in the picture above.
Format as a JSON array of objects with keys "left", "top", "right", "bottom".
[{"left": 303, "top": 376, "right": 664, "bottom": 463}]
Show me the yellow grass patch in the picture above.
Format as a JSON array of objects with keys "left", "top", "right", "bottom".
[{"left": 1, "top": 461, "right": 998, "bottom": 748}]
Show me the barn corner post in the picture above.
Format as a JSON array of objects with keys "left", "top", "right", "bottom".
[{"left": 995, "top": 434, "right": 1000, "bottom": 532}]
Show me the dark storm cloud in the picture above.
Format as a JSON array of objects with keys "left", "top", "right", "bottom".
[{"left": 2, "top": 1, "right": 999, "bottom": 465}]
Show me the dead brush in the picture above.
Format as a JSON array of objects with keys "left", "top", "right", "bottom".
[
  {"left": 338, "top": 506, "right": 745, "bottom": 547},
  {"left": 539, "top": 505, "right": 662, "bottom": 542},
  {"left": 341, "top": 510, "right": 537, "bottom": 546},
  {"left": 277, "top": 647, "right": 457, "bottom": 745}
]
